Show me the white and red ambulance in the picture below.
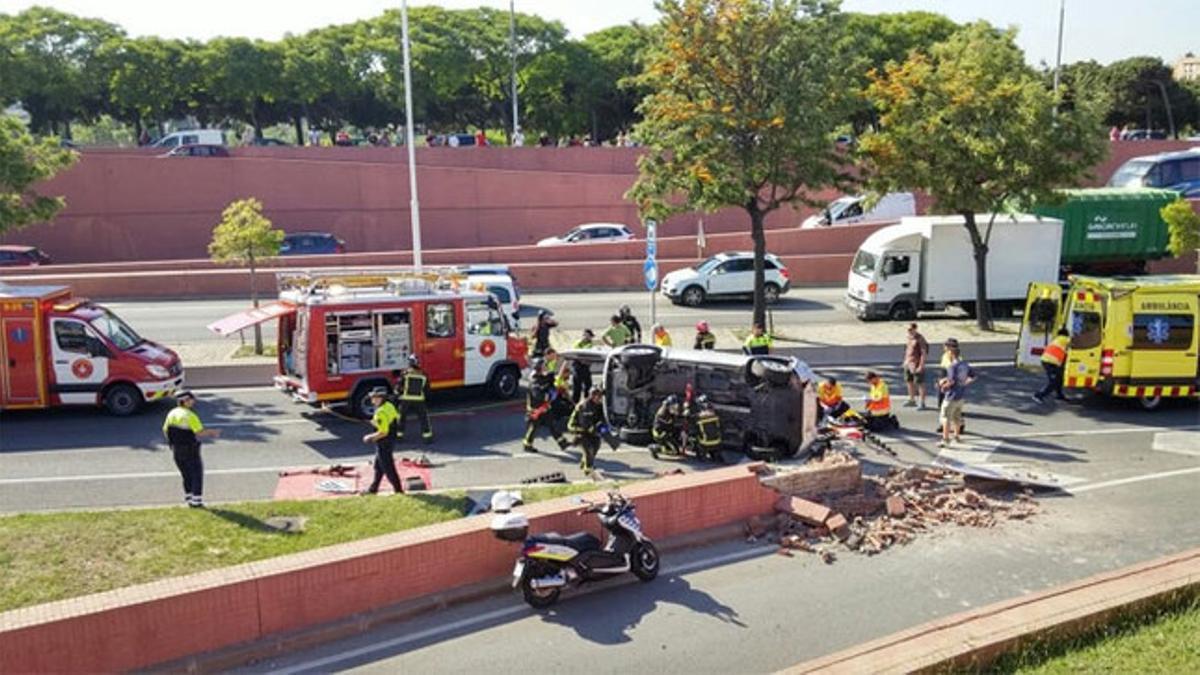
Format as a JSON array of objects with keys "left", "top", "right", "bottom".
[
  {"left": 0, "top": 284, "right": 185, "bottom": 415},
  {"left": 208, "top": 270, "right": 529, "bottom": 416}
]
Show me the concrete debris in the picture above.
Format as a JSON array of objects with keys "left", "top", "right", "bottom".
[{"left": 758, "top": 463, "right": 1040, "bottom": 563}]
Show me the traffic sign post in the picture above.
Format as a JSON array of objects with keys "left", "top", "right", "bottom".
[{"left": 645, "top": 220, "right": 658, "bottom": 326}]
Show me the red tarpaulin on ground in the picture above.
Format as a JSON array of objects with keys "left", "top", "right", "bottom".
[
  {"left": 207, "top": 301, "right": 296, "bottom": 336},
  {"left": 273, "top": 459, "right": 432, "bottom": 500}
]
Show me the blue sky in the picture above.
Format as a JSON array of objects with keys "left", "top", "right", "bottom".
[{"left": 0, "top": 0, "right": 1194, "bottom": 67}]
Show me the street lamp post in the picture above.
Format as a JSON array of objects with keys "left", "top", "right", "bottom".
[
  {"left": 509, "top": 0, "right": 520, "bottom": 143},
  {"left": 1052, "top": 0, "right": 1065, "bottom": 96},
  {"left": 401, "top": 0, "right": 423, "bottom": 271}
]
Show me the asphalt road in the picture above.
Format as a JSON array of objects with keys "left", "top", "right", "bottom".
[
  {"left": 1, "top": 364, "right": 1196, "bottom": 514},
  {"left": 103, "top": 288, "right": 908, "bottom": 346}
]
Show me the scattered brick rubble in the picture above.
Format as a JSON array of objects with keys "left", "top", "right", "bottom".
[{"left": 748, "top": 454, "right": 1040, "bottom": 561}]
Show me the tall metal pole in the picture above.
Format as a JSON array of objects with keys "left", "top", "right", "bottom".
[
  {"left": 509, "top": 0, "right": 520, "bottom": 142},
  {"left": 1052, "top": 0, "right": 1065, "bottom": 95},
  {"left": 401, "top": 0, "right": 423, "bottom": 271}
]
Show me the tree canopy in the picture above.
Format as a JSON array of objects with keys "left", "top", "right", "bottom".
[
  {"left": 860, "top": 22, "right": 1107, "bottom": 329},
  {"left": 0, "top": 114, "right": 77, "bottom": 235}
]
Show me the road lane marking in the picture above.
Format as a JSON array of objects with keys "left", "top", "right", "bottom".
[
  {"left": 1152, "top": 431, "right": 1200, "bottom": 457},
  {"left": 272, "top": 544, "right": 774, "bottom": 675},
  {"left": 1069, "top": 465, "right": 1200, "bottom": 494}
]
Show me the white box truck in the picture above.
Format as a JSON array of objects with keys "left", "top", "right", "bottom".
[{"left": 844, "top": 214, "right": 1063, "bottom": 321}]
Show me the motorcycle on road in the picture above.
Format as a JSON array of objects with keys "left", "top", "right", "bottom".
[{"left": 491, "top": 491, "right": 660, "bottom": 608}]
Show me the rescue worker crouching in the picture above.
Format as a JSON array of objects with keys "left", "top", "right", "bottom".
[
  {"left": 523, "top": 358, "right": 570, "bottom": 453},
  {"left": 163, "top": 390, "right": 221, "bottom": 508},
  {"left": 817, "top": 377, "right": 850, "bottom": 423},
  {"left": 694, "top": 321, "right": 716, "bottom": 350},
  {"left": 650, "top": 394, "right": 683, "bottom": 458},
  {"left": 393, "top": 354, "right": 433, "bottom": 443},
  {"left": 569, "top": 386, "right": 608, "bottom": 474},
  {"left": 863, "top": 371, "right": 900, "bottom": 432},
  {"left": 362, "top": 387, "right": 403, "bottom": 495},
  {"left": 1033, "top": 329, "right": 1070, "bottom": 404}
]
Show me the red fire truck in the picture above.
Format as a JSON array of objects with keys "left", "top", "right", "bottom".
[
  {"left": 208, "top": 270, "right": 529, "bottom": 416},
  {"left": 0, "top": 284, "right": 185, "bottom": 415}
]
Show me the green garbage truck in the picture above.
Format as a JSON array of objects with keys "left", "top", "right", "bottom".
[{"left": 1031, "top": 188, "right": 1177, "bottom": 276}]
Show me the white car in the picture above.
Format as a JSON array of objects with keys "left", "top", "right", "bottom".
[
  {"left": 801, "top": 192, "right": 916, "bottom": 228},
  {"left": 536, "top": 223, "right": 634, "bottom": 247},
  {"left": 462, "top": 273, "right": 521, "bottom": 327},
  {"left": 661, "top": 252, "right": 791, "bottom": 307}
]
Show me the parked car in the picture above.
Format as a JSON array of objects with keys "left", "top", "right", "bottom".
[
  {"left": 464, "top": 273, "right": 521, "bottom": 326},
  {"left": 1107, "top": 148, "right": 1200, "bottom": 197},
  {"left": 160, "top": 144, "right": 230, "bottom": 158},
  {"left": 536, "top": 223, "right": 635, "bottom": 247},
  {"left": 152, "top": 129, "right": 225, "bottom": 148},
  {"left": 250, "top": 137, "right": 291, "bottom": 146},
  {"left": 279, "top": 232, "right": 346, "bottom": 256},
  {"left": 455, "top": 265, "right": 521, "bottom": 297},
  {"left": 0, "top": 245, "right": 52, "bottom": 267},
  {"left": 661, "top": 251, "right": 791, "bottom": 307},
  {"left": 801, "top": 192, "right": 916, "bottom": 228},
  {"left": 560, "top": 345, "right": 819, "bottom": 461},
  {"left": 1120, "top": 129, "right": 1168, "bottom": 141}
]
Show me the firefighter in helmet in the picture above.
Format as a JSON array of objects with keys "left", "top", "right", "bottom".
[
  {"left": 694, "top": 321, "right": 716, "bottom": 350},
  {"left": 692, "top": 394, "right": 723, "bottom": 461},
  {"left": 394, "top": 354, "right": 433, "bottom": 442},
  {"left": 568, "top": 385, "right": 607, "bottom": 474},
  {"left": 650, "top": 394, "right": 684, "bottom": 458},
  {"left": 523, "top": 358, "right": 570, "bottom": 453}
]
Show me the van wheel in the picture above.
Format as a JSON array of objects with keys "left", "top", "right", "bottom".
[
  {"left": 619, "top": 345, "right": 661, "bottom": 370},
  {"left": 763, "top": 283, "right": 782, "bottom": 304},
  {"left": 750, "top": 358, "right": 792, "bottom": 386},
  {"left": 488, "top": 365, "right": 521, "bottom": 399},
  {"left": 620, "top": 427, "right": 652, "bottom": 446},
  {"left": 352, "top": 380, "right": 389, "bottom": 419},
  {"left": 103, "top": 384, "right": 143, "bottom": 416},
  {"left": 888, "top": 302, "right": 916, "bottom": 321},
  {"left": 1138, "top": 395, "right": 1163, "bottom": 411},
  {"left": 681, "top": 286, "right": 706, "bottom": 307}
]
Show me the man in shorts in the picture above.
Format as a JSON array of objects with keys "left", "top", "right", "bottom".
[
  {"left": 902, "top": 323, "right": 929, "bottom": 409},
  {"left": 938, "top": 338, "right": 976, "bottom": 448}
]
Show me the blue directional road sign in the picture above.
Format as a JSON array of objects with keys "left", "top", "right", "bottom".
[
  {"left": 646, "top": 220, "right": 658, "bottom": 259},
  {"left": 643, "top": 258, "right": 659, "bottom": 291}
]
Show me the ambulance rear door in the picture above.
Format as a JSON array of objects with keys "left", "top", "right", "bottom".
[
  {"left": 1016, "top": 282, "right": 1063, "bottom": 370},
  {"left": 1128, "top": 292, "right": 1198, "bottom": 383},
  {"left": 1063, "top": 288, "right": 1105, "bottom": 389}
]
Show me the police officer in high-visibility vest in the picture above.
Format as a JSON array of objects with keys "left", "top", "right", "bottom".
[
  {"left": 863, "top": 371, "right": 897, "bottom": 432},
  {"left": 395, "top": 354, "right": 433, "bottom": 442},
  {"left": 569, "top": 386, "right": 606, "bottom": 474},
  {"left": 162, "top": 390, "right": 220, "bottom": 508},
  {"left": 743, "top": 323, "right": 772, "bottom": 355},
  {"left": 694, "top": 321, "right": 716, "bottom": 350},
  {"left": 362, "top": 387, "right": 403, "bottom": 494},
  {"left": 817, "top": 377, "right": 850, "bottom": 422},
  {"left": 523, "top": 358, "right": 570, "bottom": 454},
  {"left": 693, "top": 394, "right": 723, "bottom": 461},
  {"left": 1034, "top": 328, "right": 1071, "bottom": 403}
]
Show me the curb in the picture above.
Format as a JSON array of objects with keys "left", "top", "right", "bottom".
[
  {"left": 148, "top": 522, "right": 748, "bottom": 674},
  {"left": 783, "top": 547, "right": 1200, "bottom": 674}
]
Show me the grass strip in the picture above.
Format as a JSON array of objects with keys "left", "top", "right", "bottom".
[{"left": 0, "top": 484, "right": 593, "bottom": 613}]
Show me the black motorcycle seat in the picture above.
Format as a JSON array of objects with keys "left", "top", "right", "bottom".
[{"left": 530, "top": 532, "right": 602, "bottom": 552}]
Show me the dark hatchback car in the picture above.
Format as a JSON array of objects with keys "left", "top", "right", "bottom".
[
  {"left": 161, "top": 144, "right": 230, "bottom": 157},
  {"left": 0, "top": 245, "right": 52, "bottom": 267},
  {"left": 279, "top": 232, "right": 346, "bottom": 256}
]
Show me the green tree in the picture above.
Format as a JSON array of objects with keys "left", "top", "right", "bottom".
[
  {"left": 96, "top": 36, "right": 190, "bottom": 139},
  {"left": 860, "top": 22, "right": 1107, "bottom": 330},
  {"left": 1096, "top": 57, "right": 1197, "bottom": 135},
  {"left": 630, "top": 0, "right": 850, "bottom": 328},
  {"left": 0, "top": 115, "right": 77, "bottom": 235},
  {"left": 1161, "top": 198, "right": 1200, "bottom": 274},
  {"left": 208, "top": 198, "right": 284, "bottom": 354},
  {"left": 200, "top": 38, "right": 286, "bottom": 139}
]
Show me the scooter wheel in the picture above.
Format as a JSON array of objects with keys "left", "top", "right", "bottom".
[
  {"left": 521, "top": 575, "right": 561, "bottom": 609},
  {"left": 632, "top": 542, "right": 661, "bottom": 582}
]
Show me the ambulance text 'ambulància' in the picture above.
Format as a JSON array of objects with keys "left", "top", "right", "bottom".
[
  {"left": 207, "top": 270, "right": 529, "bottom": 416},
  {"left": 1, "top": 284, "right": 185, "bottom": 415},
  {"left": 1017, "top": 274, "right": 1200, "bottom": 410}
]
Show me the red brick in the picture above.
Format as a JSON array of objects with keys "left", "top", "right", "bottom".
[
  {"left": 886, "top": 495, "right": 906, "bottom": 518},
  {"left": 775, "top": 496, "right": 832, "bottom": 527},
  {"left": 825, "top": 513, "right": 850, "bottom": 540}
]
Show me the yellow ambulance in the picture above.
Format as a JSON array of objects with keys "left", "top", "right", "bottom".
[{"left": 1016, "top": 275, "right": 1200, "bottom": 410}]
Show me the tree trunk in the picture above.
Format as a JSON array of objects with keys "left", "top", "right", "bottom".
[
  {"left": 293, "top": 115, "right": 305, "bottom": 146},
  {"left": 961, "top": 211, "right": 994, "bottom": 331},
  {"left": 749, "top": 203, "right": 767, "bottom": 330},
  {"left": 250, "top": 254, "right": 264, "bottom": 355}
]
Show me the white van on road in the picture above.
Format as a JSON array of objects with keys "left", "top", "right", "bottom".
[
  {"left": 153, "top": 129, "right": 226, "bottom": 149},
  {"left": 802, "top": 192, "right": 916, "bottom": 228}
]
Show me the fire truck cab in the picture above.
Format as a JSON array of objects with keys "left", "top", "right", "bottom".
[
  {"left": 0, "top": 284, "right": 185, "bottom": 415},
  {"left": 208, "top": 270, "right": 528, "bottom": 416}
]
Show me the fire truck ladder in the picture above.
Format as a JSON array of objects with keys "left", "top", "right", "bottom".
[{"left": 277, "top": 268, "right": 470, "bottom": 297}]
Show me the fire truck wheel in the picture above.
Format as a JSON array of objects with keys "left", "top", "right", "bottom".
[
  {"left": 351, "top": 380, "right": 389, "bottom": 419},
  {"left": 488, "top": 365, "right": 521, "bottom": 399},
  {"left": 103, "top": 383, "right": 143, "bottom": 417},
  {"left": 1137, "top": 395, "right": 1163, "bottom": 411}
]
